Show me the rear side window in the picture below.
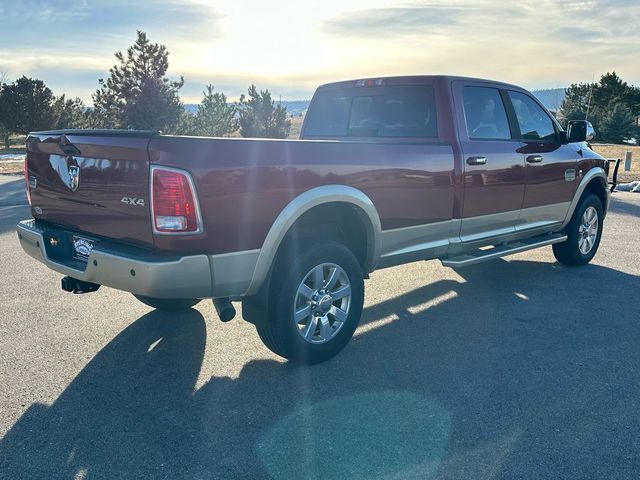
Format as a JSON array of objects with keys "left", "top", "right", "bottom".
[
  {"left": 508, "top": 91, "right": 557, "bottom": 141},
  {"left": 304, "top": 86, "right": 437, "bottom": 138},
  {"left": 462, "top": 87, "right": 511, "bottom": 140}
]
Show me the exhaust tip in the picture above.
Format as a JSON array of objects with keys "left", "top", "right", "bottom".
[{"left": 212, "top": 298, "right": 236, "bottom": 322}]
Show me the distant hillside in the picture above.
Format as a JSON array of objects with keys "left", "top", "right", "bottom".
[
  {"left": 532, "top": 88, "right": 566, "bottom": 111},
  {"left": 185, "top": 89, "right": 566, "bottom": 116}
]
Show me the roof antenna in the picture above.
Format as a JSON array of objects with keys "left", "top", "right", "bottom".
[{"left": 585, "top": 74, "right": 595, "bottom": 121}]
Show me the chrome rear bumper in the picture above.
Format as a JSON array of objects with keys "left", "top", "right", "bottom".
[{"left": 17, "top": 219, "right": 213, "bottom": 299}]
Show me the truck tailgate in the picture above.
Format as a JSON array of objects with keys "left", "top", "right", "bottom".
[{"left": 26, "top": 130, "right": 156, "bottom": 248}]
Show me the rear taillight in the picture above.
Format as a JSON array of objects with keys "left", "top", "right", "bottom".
[
  {"left": 24, "top": 157, "right": 31, "bottom": 206},
  {"left": 151, "top": 167, "right": 202, "bottom": 234}
]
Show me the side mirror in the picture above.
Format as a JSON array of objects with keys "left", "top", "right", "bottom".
[{"left": 566, "top": 120, "right": 595, "bottom": 143}]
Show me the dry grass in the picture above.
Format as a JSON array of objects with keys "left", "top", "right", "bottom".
[
  {"left": 590, "top": 143, "right": 639, "bottom": 183},
  {"left": 0, "top": 138, "right": 26, "bottom": 175},
  {"left": 226, "top": 115, "right": 305, "bottom": 139},
  {"left": 0, "top": 161, "right": 24, "bottom": 175},
  {"left": 0, "top": 138, "right": 26, "bottom": 154},
  {"left": 288, "top": 115, "right": 305, "bottom": 139}
]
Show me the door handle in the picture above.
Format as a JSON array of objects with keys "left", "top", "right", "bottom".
[
  {"left": 467, "top": 156, "right": 487, "bottom": 165},
  {"left": 526, "top": 155, "right": 543, "bottom": 163}
]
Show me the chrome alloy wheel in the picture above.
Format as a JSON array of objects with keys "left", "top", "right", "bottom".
[
  {"left": 578, "top": 206, "right": 599, "bottom": 255},
  {"left": 293, "top": 263, "right": 352, "bottom": 344}
]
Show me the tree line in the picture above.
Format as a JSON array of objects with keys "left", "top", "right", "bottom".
[
  {"left": 560, "top": 72, "right": 640, "bottom": 144},
  {"left": 0, "top": 31, "right": 291, "bottom": 147},
  {"left": 2, "top": 31, "right": 639, "bottom": 147}
]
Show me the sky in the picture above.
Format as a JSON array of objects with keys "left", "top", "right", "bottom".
[{"left": 1, "top": 0, "right": 639, "bottom": 103}]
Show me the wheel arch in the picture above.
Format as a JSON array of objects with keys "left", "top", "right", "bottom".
[
  {"left": 561, "top": 167, "right": 609, "bottom": 229},
  {"left": 245, "top": 185, "right": 382, "bottom": 296}
]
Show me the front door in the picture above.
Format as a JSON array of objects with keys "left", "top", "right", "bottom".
[
  {"left": 452, "top": 82, "right": 526, "bottom": 242},
  {"left": 506, "top": 90, "right": 578, "bottom": 230}
]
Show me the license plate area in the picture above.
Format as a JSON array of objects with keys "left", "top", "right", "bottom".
[{"left": 72, "top": 235, "right": 94, "bottom": 262}]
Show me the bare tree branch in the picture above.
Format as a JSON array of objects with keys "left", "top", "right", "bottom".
[{"left": 0, "top": 68, "right": 9, "bottom": 86}]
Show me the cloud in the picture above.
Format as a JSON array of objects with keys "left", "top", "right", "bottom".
[
  {"left": 322, "top": 5, "right": 465, "bottom": 37},
  {"left": 2, "top": 0, "right": 640, "bottom": 102},
  {"left": 0, "top": 0, "right": 222, "bottom": 100},
  {"left": 316, "top": 0, "right": 640, "bottom": 89},
  {"left": 0, "top": 0, "right": 222, "bottom": 50}
]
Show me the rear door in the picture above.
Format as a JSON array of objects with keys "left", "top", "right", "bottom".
[
  {"left": 452, "top": 82, "right": 526, "bottom": 242},
  {"left": 26, "top": 130, "right": 155, "bottom": 247},
  {"left": 506, "top": 90, "right": 577, "bottom": 229}
]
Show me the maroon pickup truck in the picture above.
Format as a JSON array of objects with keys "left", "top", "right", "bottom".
[{"left": 18, "top": 75, "right": 612, "bottom": 364}]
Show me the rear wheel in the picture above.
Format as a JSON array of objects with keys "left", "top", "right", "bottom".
[
  {"left": 256, "top": 240, "right": 364, "bottom": 364},
  {"left": 133, "top": 294, "right": 201, "bottom": 311},
  {"left": 553, "top": 193, "right": 603, "bottom": 266}
]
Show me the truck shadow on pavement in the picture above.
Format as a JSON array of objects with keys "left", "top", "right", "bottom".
[{"left": 1, "top": 259, "right": 639, "bottom": 479}]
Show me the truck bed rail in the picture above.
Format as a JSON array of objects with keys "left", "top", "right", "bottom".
[{"left": 29, "top": 129, "right": 160, "bottom": 138}]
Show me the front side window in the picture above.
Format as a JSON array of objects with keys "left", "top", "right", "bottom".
[
  {"left": 304, "top": 85, "right": 437, "bottom": 138},
  {"left": 508, "top": 91, "right": 557, "bottom": 141},
  {"left": 462, "top": 87, "right": 512, "bottom": 140}
]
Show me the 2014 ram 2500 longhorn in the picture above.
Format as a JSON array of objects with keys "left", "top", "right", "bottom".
[{"left": 17, "top": 75, "right": 612, "bottom": 364}]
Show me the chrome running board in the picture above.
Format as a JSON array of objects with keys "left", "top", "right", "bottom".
[{"left": 441, "top": 233, "right": 568, "bottom": 268}]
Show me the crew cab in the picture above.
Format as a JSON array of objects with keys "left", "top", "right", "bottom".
[{"left": 17, "top": 75, "right": 613, "bottom": 364}]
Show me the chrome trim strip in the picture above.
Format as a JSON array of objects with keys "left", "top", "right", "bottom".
[
  {"left": 378, "top": 202, "right": 571, "bottom": 264},
  {"left": 459, "top": 210, "right": 519, "bottom": 242},
  {"left": 379, "top": 219, "right": 453, "bottom": 258},
  {"left": 515, "top": 202, "right": 570, "bottom": 231},
  {"left": 375, "top": 220, "right": 452, "bottom": 269}
]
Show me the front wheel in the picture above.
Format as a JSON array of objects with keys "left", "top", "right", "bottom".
[
  {"left": 553, "top": 193, "right": 604, "bottom": 266},
  {"left": 133, "top": 294, "right": 201, "bottom": 311},
  {"left": 256, "top": 241, "right": 365, "bottom": 364}
]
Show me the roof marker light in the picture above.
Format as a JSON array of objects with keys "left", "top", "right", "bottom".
[{"left": 354, "top": 78, "right": 385, "bottom": 87}]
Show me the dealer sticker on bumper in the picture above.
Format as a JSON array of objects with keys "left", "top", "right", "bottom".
[{"left": 72, "top": 235, "right": 94, "bottom": 261}]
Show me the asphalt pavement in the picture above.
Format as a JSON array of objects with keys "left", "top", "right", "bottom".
[{"left": 0, "top": 174, "right": 639, "bottom": 479}]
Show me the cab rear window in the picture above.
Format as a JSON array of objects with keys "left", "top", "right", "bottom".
[{"left": 304, "top": 85, "right": 438, "bottom": 138}]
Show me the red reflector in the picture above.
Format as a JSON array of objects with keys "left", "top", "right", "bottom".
[
  {"left": 152, "top": 168, "right": 200, "bottom": 233},
  {"left": 24, "top": 157, "right": 31, "bottom": 206}
]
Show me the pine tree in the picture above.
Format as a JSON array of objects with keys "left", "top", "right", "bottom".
[
  {"left": 600, "top": 103, "right": 636, "bottom": 143},
  {"left": 238, "top": 85, "right": 291, "bottom": 138},
  {"left": 560, "top": 82, "right": 592, "bottom": 126},
  {"left": 92, "top": 31, "right": 184, "bottom": 132},
  {"left": 592, "top": 72, "right": 630, "bottom": 111},
  {"left": 560, "top": 73, "right": 640, "bottom": 142},
  {"left": 193, "top": 84, "right": 237, "bottom": 136},
  {"left": 52, "top": 95, "right": 89, "bottom": 129},
  {"left": 0, "top": 76, "right": 55, "bottom": 146}
]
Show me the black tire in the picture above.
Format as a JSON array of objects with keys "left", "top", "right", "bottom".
[
  {"left": 553, "top": 193, "right": 604, "bottom": 266},
  {"left": 256, "top": 240, "right": 364, "bottom": 364},
  {"left": 133, "top": 294, "right": 201, "bottom": 311}
]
